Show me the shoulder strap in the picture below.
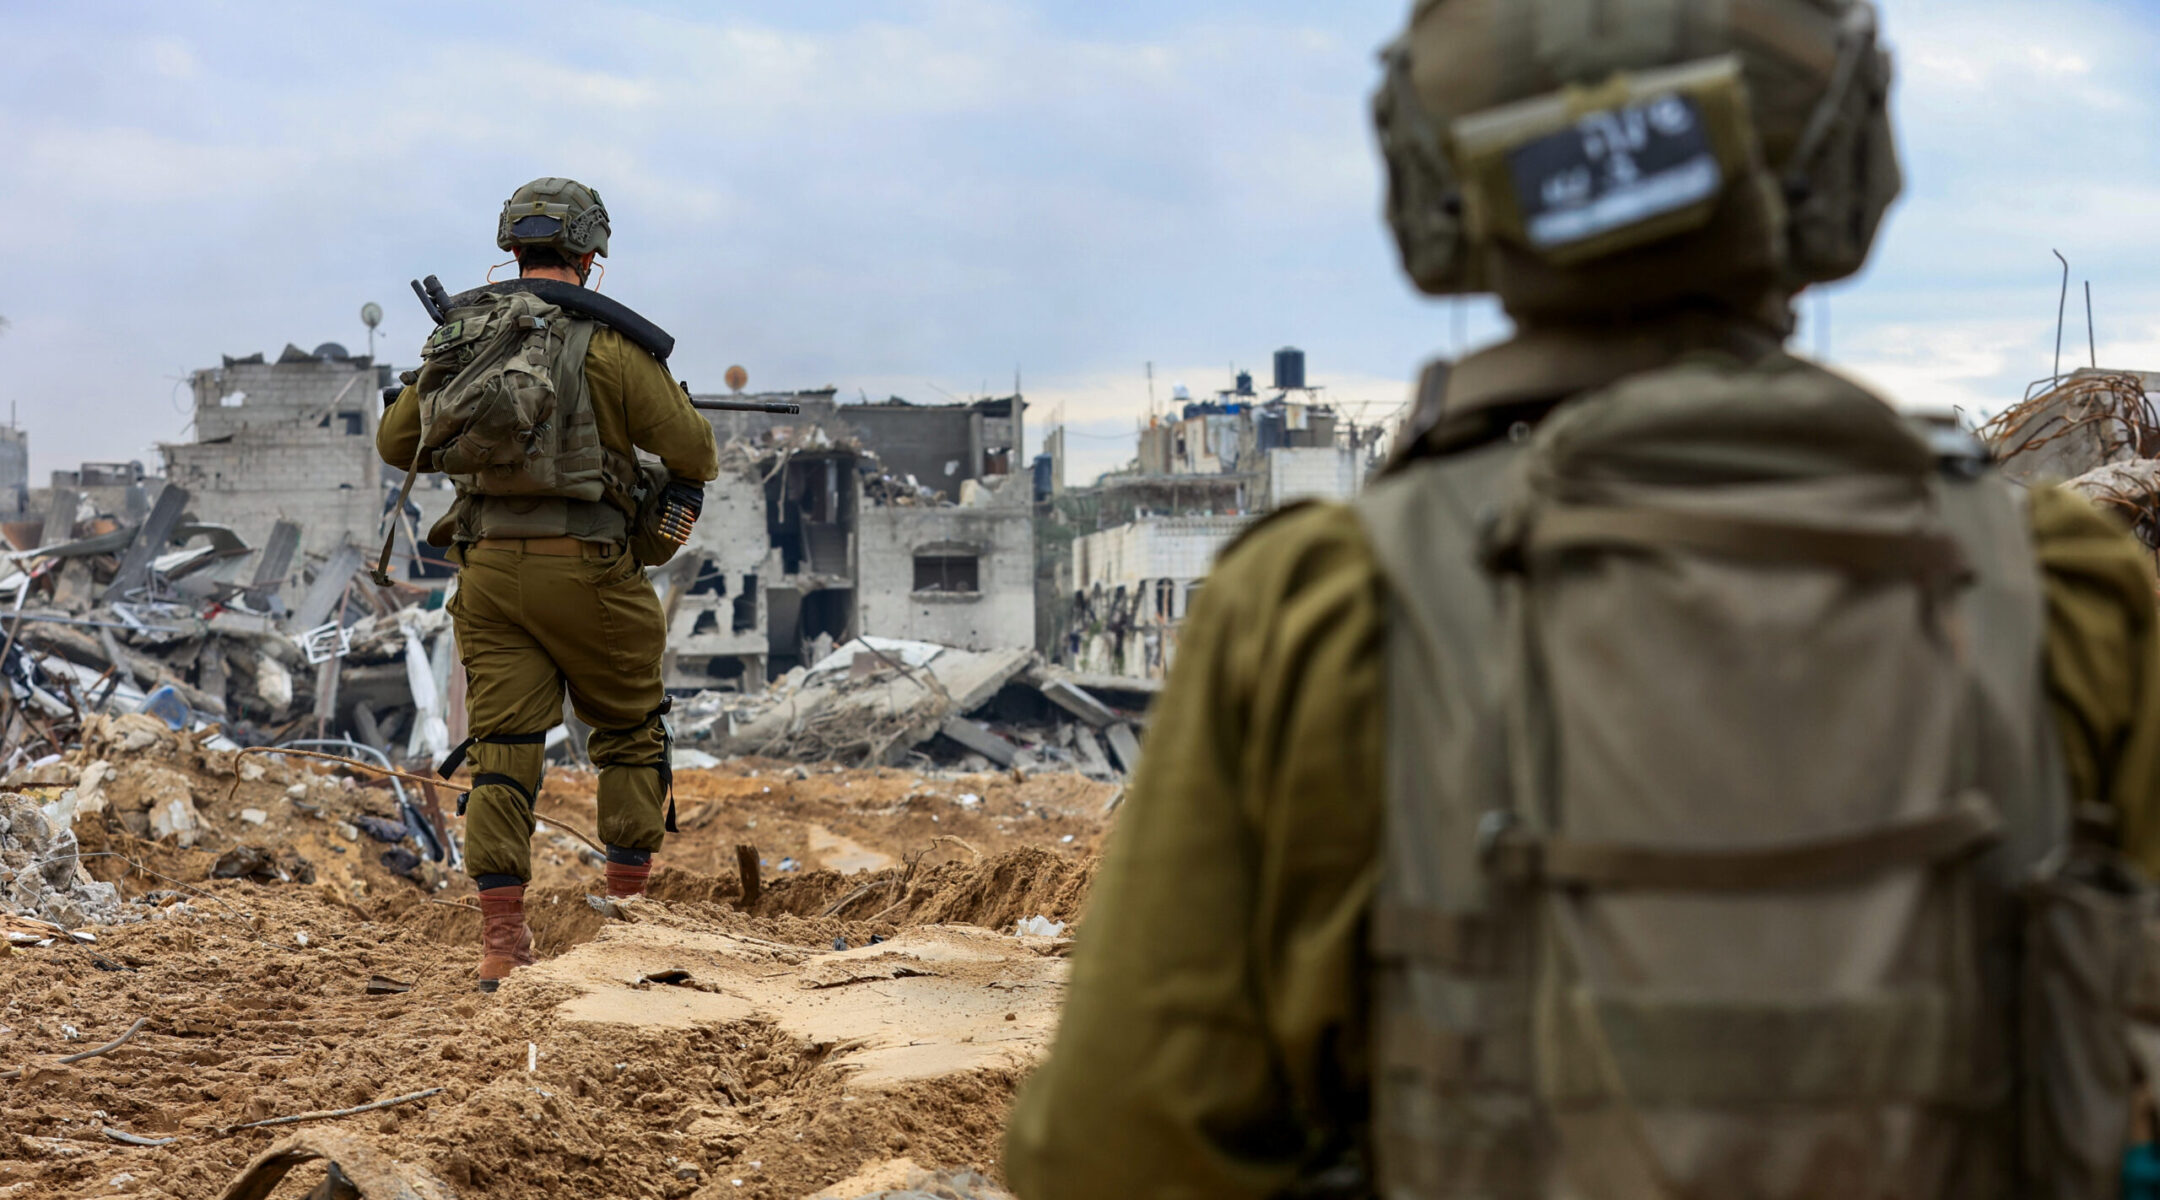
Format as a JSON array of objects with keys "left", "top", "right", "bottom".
[{"left": 447, "top": 280, "right": 674, "bottom": 363}]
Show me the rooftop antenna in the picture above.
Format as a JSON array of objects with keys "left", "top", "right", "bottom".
[
  {"left": 2051, "top": 249, "right": 2068, "bottom": 385},
  {"left": 360, "top": 301, "right": 383, "bottom": 362},
  {"left": 2086, "top": 281, "right": 2097, "bottom": 369},
  {"left": 1146, "top": 362, "right": 1156, "bottom": 419}
]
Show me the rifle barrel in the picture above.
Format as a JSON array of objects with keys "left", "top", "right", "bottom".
[{"left": 690, "top": 399, "right": 802, "bottom": 414}]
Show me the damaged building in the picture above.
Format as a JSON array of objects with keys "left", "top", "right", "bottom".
[
  {"left": 161, "top": 343, "right": 392, "bottom": 563},
  {"left": 1056, "top": 349, "right": 1386, "bottom": 679},
  {"left": 663, "top": 389, "right": 1035, "bottom": 692}
]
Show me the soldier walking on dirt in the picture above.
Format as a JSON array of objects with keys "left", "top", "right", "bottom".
[
  {"left": 379, "top": 178, "right": 718, "bottom": 991},
  {"left": 1006, "top": 3, "right": 2160, "bottom": 1197}
]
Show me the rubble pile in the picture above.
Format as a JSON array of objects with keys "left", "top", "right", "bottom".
[
  {"left": 1983, "top": 369, "right": 2160, "bottom": 556},
  {"left": 676, "top": 636, "right": 1153, "bottom": 780},
  {"left": 0, "top": 485, "right": 460, "bottom": 773},
  {"left": 0, "top": 790, "right": 120, "bottom": 931}
]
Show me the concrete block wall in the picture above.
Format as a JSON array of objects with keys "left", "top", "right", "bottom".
[
  {"left": 163, "top": 429, "right": 382, "bottom": 561},
  {"left": 1071, "top": 516, "right": 1252, "bottom": 591},
  {"left": 856, "top": 504, "right": 1034, "bottom": 651},
  {"left": 193, "top": 359, "right": 379, "bottom": 443},
  {"left": 1266, "top": 446, "right": 1360, "bottom": 508}
]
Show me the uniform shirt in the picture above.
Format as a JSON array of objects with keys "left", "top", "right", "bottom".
[
  {"left": 1003, "top": 413, "right": 2160, "bottom": 1199},
  {"left": 378, "top": 324, "right": 720, "bottom": 489}
]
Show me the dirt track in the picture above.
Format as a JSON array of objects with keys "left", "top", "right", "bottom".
[{"left": 0, "top": 722, "right": 1113, "bottom": 1199}]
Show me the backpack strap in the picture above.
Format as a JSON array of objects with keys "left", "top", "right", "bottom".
[
  {"left": 1488, "top": 506, "right": 1972, "bottom": 583},
  {"left": 372, "top": 438, "right": 431, "bottom": 587},
  {"left": 1486, "top": 791, "right": 2003, "bottom": 890}
]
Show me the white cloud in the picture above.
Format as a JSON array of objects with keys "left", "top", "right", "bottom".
[{"left": 146, "top": 37, "right": 200, "bottom": 81}]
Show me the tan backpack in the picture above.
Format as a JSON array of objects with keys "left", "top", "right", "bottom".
[
  {"left": 374, "top": 290, "right": 608, "bottom": 582},
  {"left": 1358, "top": 354, "right": 2160, "bottom": 1198}
]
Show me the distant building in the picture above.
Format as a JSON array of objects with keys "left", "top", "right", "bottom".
[
  {"left": 160, "top": 343, "right": 389, "bottom": 566},
  {"left": 1051, "top": 349, "right": 1386, "bottom": 679},
  {"left": 0, "top": 426, "right": 29, "bottom": 519}
]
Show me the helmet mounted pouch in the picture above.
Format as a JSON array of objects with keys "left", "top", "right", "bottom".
[
  {"left": 1374, "top": 33, "right": 1481, "bottom": 295},
  {"left": 1448, "top": 57, "right": 1771, "bottom": 268}
]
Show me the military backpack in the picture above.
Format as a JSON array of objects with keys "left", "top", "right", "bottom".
[{"left": 1358, "top": 354, "right": 2160, "bottom": 1199}]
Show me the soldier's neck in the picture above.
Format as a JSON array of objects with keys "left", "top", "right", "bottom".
[
  {"left": 1445, "top": 296, "right": 1793, "bottom": 417},
  {"left": 520, "top": 266, "right": 585, "bottom": 285}
]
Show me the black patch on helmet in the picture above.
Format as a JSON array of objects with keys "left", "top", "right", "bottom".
[{"left": 509, "top": 214, "right": 564, "bottom": 240}]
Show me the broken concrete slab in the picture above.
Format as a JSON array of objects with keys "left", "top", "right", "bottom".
[
  {"left": 101, "top": 484, "right": 191, "bottom": 603},
  {"left": 289, "top": 540, "right": 364, "bottom": 631},
  {"left": 1035, "top": 675, "right": 1121, "bottom": 729},
  {"left": 939, "top": 716, "right": 1018, "bottom": 767},
  {"left": 1104, "top": 723, "right": 1143, "bottom": 776},
  {"left": 1070, "top": 726, "right": 1115, "bottom": 780},
  {"left": 720, "top": 645, "right": 1035, "bottom": 766}
]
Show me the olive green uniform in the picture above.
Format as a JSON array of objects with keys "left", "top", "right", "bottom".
[
  {"left": 1002, "top": 334, "right": 2160, "bottom": 1200},
  {"left": 379, "top": 326, "right": 718, "bottom": 882}
]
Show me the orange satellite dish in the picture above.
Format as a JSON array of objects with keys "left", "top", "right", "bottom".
[{"left": 724, "top": 365, "right": 748, "bottom": 393}]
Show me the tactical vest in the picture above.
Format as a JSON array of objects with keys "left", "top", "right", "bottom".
[
  {"left": 1352, "top": 352, "right": 2136, "bottom": 1199},
  {"left": 414, "top": 297, "right": 638, "bottom": 546}
]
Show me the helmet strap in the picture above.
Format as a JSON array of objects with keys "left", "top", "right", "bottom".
[
  {"left": 585, "top": 259, "right": 604, "bottom": 291},
  {"left": 486, "top": 256, "right": 519, "bottom": 283}
]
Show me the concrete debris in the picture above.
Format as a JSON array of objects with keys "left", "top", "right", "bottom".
[
  {"left": 662, "top": 633, "right": 1147, "bottom": 777},
  {"left": 1983, "top": 370, "right": 2160, "bottom": 564},
  {"left": 0, "top": 791, "right": 121, "bottom": 930}
]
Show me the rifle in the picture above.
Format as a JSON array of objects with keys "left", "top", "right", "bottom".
[
  {"left": 689, "top": 394, "right": 801, "bottom": 414},
  {"left": 405, "top": 273, "right": 799, "bottom": 414}
]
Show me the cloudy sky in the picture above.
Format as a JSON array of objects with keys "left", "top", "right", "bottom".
[{"left": 4, "top": 0, "right": 2158, "bottom": 484}]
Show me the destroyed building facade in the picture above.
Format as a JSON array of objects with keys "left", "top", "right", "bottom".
[
  {"left": 161, "top": 344, "right": 390, "bottom": 563},
  {"left": 665, "top": 389, "right": 1034, "bottom": 692}
]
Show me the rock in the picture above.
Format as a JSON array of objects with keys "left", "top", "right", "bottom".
[
  {"left": 0, "top": 792, "right": 121, "bottom": 928},
  {"left": 351, "top": 815, "right": 409, "bottom": 844},
  {"left": 239, "top": 808, "right": 268, "bottom": 826},
  {"left": 148, "top": 793, "right": 202, "bottom": 846},
  {"left": 256, "top": 653, "right": 294, "bottom": 712}
]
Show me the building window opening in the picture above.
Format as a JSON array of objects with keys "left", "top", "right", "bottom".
[
  {"left": 318, "top": 411, "right": 364, "bottom": 436},
  {"left": 689, "top": 560, "right": 726, "bottom": 596},
  {"left": 732, "top": 575, "right": 758, "bottom": 633},
  {"left": 692, "top": 610, "right": 720, "bottom": 636},
  {"left": 914, "top": 553, "right": 979, "bottom": 594}
]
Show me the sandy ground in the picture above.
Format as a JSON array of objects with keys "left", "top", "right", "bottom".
[{"left": 0, "top": 722, "right": 1113, "bottom": 1199}]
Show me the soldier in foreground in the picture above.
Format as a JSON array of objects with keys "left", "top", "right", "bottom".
[
  {"left": 1007, "top": 2, "right": 2160, "bottom": 1197},
  {"left": 378, "top": 178, "right": 718, "bottom": 991}
]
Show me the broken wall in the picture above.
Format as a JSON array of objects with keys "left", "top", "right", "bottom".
[
  {"left": 163, "top": 354, "right": 384, "bottom": 561},
  {"left": 665, "top": 461, "right": 781, "bottom": 690},
  {"left": 857, "top": 487, "right": 1034, "bottom": 652}
]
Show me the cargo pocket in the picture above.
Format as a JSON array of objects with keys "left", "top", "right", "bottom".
[
  {"left": 585, "top": 553, "right": 664, "bottom": 679},
  {"left": 2021, "top": 846, "right": 2160, "bottom": 1197}
]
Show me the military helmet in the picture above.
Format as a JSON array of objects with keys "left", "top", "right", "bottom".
[
  {"left": 496, "top": 176, "right": 610, "bottom": 261},
  {"left": 1373, "top": 0, "right": 1900, "bottom": 320}
]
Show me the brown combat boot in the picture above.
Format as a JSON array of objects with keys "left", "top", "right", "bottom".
[
  {"left": 604, "top": 860, "right": 652, "bottom": 898},
  {"left": 477, "top": 885, "right": 535, "bottom": 993}
]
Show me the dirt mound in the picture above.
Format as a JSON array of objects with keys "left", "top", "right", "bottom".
[
  {"left": 0, "top": 731, "right": 1114, "bottom": 1198},
  {"left": 0, "top": 879, "right": 1058, "bottom": 1199},
  {"left": 643, "top": 845, "right": 1097, "bottom": 936}
]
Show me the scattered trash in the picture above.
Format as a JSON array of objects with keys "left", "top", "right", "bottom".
[
  {"left": 365, "top": 975, "right": 414, "bottom": 995},
  {"left": 1013, "top": 916, "right": 1067, "bottom": 938}
]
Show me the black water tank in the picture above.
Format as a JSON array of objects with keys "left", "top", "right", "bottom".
[
  {"left": 1235, "top": 370, "right": 1254, "bottom": 396},
  {"left": 1274, "top": 346, "right": 1306, "bottom": 390}
]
